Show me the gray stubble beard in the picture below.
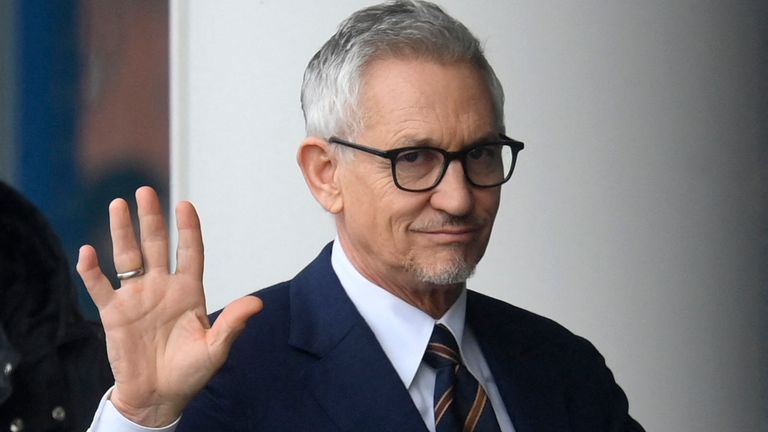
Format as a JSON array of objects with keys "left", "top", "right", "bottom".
[{"left": 403, "top": 246, "right": 477, "bottom": 285}]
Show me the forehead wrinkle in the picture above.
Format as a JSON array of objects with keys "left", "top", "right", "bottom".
[
  {"left": 392, "top": 114, "right": 496, "bottom": 150},
  {"left": 358, "top": 58, "right": 497, "bottom": 150},
  {"left": 388, "top": 119, "right": 439, "bottom": 147}
]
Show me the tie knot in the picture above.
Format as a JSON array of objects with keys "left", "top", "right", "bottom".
[{"left": 423, "top": 324, "right": 461, "bottom": 369}]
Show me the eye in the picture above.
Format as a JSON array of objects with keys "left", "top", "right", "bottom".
[
  {"left": 397, "top": 149, "right": 439, "bottom": 165},
  {"left": 401, "top": 151, "right": 422, "bottom": 163},
  {"left": 468, "top": 146, "right": 498, "bottom": 161}
]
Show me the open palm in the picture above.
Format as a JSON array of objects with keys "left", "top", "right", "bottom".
[{"left": 77, "top": 187, "right": 262, "bottom": 427}]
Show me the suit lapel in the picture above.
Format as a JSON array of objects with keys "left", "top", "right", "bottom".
[
  {"left": 467, "top": 291, "right": 570, "bottom": 432},
  {"left": 288, "top": 243, "right": 429, "bottom": 432}
]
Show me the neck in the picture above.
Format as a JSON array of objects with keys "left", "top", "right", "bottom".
[{"left": 389, "top": 282, "right": 464, "bottom": 319}]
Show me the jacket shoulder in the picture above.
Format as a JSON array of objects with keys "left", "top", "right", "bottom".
[{"left": 467, "top": 290, "right": 580, "bottom": 347}]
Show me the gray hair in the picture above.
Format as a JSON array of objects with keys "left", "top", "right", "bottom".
[{"left": 300, "top": 0, "right": 505, "bottom": 141}]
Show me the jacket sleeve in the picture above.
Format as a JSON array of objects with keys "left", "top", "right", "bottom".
[{"left": 564, "top": 336, "right": 645, "bottom": 432}]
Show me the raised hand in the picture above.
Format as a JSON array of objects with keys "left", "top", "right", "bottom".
[{"left": 77, "top": 186, "right": 263, "bottom": 427}]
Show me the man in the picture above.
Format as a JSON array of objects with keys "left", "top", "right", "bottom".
[{"left": 82, "top": 1, "right": 643, "bottom": 431}]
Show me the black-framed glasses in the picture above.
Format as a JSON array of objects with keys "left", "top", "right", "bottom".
[{"left": 328, "top": 135, "right": 524, "bottom": 192}]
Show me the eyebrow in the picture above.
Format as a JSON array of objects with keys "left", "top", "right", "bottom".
[{"left": 397, "top": 133, "right": 500, "bottom": 149}]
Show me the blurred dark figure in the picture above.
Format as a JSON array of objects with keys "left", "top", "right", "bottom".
[{"left": 0, "top": 181, "right": 112, "bottom": 431}]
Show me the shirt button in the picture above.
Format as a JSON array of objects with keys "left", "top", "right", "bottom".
[
  {"left": 9, "top": 418, "right": 23, "bottom": 431},
  {"left": 51, "top": 406, "right": 66, "bottom": 422}
]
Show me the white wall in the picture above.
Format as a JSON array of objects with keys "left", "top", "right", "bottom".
[{"left": 171, "top": 1, "right": 768, "bottom": 430}]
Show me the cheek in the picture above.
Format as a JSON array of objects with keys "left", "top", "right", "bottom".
[
  {"left": 342, "top": 164, "right": 389, "bottom": 205},
  {"left": 478, "top": 189, "right": 501, "bottom": 218},
  {"left": 376, "top": 191, "right": 417, "bottom": 239},
  {"left": 343, "top": 169, "right": 403, "bottom": 233},
  {"left": 371, "top": 190, "right": 431, "bottom": 249}
]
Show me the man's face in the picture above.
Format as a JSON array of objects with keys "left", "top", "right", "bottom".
[{"left": 334, "top": 57, "right": 502, "bottom": 295}]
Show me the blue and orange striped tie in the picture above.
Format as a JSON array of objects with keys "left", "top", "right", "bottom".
[{"left": 423, "top": 324, "right": 501, "bottom": 432}]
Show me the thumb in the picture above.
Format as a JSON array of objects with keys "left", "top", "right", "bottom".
[{"left": 207, "top": 295, "right": 263, "bottom": 363}]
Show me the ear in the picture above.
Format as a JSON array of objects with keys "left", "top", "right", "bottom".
[{"left": 297, "top": 137, "right": 344, "bottom": 214}]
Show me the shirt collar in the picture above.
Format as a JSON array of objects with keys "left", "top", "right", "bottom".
[{"left": 331, "top": 239, "right": 467, "bottom": 388}]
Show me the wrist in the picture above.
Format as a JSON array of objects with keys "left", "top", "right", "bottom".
[{"left": 110, "top": 390, "right": 183, "bottom": 428}]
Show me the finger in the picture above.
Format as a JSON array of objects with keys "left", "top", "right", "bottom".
[
  {"left": 109, "top": 197, "right": 143, "bottom": 275},
  {"left": 76, "top": 245, "right": 115, "bottom": 309},
  {"left": 175, "top": 201, "right": 204, "bottom": 280},
  {"left": 207, "top": 296, "right": 264, "bottom": 363},
  {"left": 136, "top": 186, "right": 169, "bottom": 273}
]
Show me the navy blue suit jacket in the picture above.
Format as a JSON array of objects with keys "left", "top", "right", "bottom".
[{"left": 178, "top": 243, "right": 643, "bottom": 431}]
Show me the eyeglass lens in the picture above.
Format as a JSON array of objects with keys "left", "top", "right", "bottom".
[{"left": 394, "top": 144, "right": 513, "bottom": 190}]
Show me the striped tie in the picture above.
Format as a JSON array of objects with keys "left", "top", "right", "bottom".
[{"left": 423, "top": 324, "right": 501, "bottom": 432}]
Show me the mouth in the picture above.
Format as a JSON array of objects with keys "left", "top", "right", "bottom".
[{"left": 413, "top": 226, "right": 483, "bottom": 243}]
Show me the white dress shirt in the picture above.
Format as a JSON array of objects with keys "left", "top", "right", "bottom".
[{"left": 87, "top": 240, "right": 515, "bottom": 431}]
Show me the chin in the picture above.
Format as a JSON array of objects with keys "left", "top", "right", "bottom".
[{"left": 404, "top": 248, "right": 477, "bottom": 285}]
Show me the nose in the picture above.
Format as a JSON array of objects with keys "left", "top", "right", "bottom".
[{"left": 429, "top": 159, "right": 474, "bottom": 216}]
